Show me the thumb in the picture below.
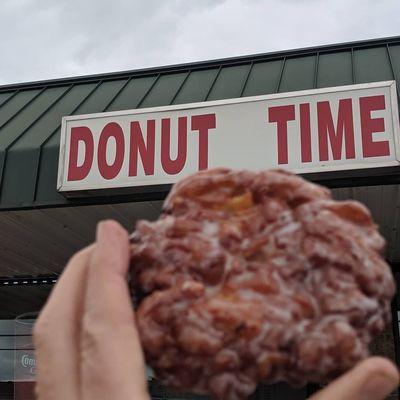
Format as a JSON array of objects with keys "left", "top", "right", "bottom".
[{"left": 309, "top": 357, "right": 399, "bottom": 400}]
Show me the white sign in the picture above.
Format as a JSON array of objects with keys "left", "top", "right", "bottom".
[{"left": 57, "top": 81, "right": 400, "bottom": 193}]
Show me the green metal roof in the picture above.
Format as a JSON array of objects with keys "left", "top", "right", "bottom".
[{"left": 1, "top": 36, "right": 400, "bottom": 210}]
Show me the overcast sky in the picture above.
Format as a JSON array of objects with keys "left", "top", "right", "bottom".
[{"left": 0, "top": 0, "right": 399, "bottom": 85}]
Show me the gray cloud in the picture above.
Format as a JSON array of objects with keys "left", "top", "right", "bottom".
[{"left": 0, "top": 0, "right": 399, "bottom": 84}]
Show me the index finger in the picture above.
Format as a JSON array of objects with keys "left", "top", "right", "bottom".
[{"left": 80, "top": 220, "right": 149, "bottom": 400}]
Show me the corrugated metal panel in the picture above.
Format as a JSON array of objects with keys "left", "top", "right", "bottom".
[
  {"left": 388, "top": 44, "right": 400, "bottom": 96},
  {"left": 35, "top": 133, "right": 66, "bottom": 203},
  {"left": 389, "top": 44, "right": 400, "bottom": 76},
  {"left": 172, "top": 68, "right": 219, "bottom": 104},
  {"left": 207, "top": 64, "right": 251, "bottom": 100},
  {"left": 0, "top": 89, "right": 42, "bottom": 127},
  {"left": 354, "top": 47, "right": 394, "bottom": 83},
  {"left": 0, "top": 92, "right": 13, "bottom": 106},
  {"left": 0, "top": 86, "right": 69, "bottom": 150},
  {"left": 317, "top": 51, "right": 353, "bottom": 88},
  {"left": 75, "top": 79, "right": 128, "bottom": 114},
  {"left": 0, "top": 36, "right": 399, "bottom": 209},
  {"left": 279, "top": 55, "right": 316, "bottom": 92},
  {"left": 139, "top": 72, "right": 188, "bottom": 108},
  {"left": 242, "top": 60, "right": 283, "bottom": 96},
  {"left": 106, "top": 76, "right": 158, "bottom": 111}
]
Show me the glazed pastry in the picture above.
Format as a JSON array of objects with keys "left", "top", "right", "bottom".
[{"left": 130, "top": 168, "right": 395, "bottom": 400}]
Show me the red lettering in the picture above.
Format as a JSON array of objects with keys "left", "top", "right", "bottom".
[
  {"left": 317, "top": 99, "right": 355, "bottom": 161},
  {"left": 300, "top": 103, "right": 312, "bottom": 163},
  {"left": 360, "top": 95, "right": 390, "bottom": 157},
  {"left": 191, "top": 114, "right": 216, "bottom": 170},
  {"left": 129, "top": 120, "right": 155, "bottom": 176},
  {"left": 97, "top": 122, "right": 125, "bottom": 180},
  {"left": 161, "top": 117, "right": 187, "bottom": 174},
  {"left": 67, "top": 126, "right": 94, "bottom": 181},
  {"left": 268, "top": 105, "right": 295, "bottom": 164}
]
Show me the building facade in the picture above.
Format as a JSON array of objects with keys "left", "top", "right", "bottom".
[{"left": 0, "top": 36, "right": 400, "bottom": 399}]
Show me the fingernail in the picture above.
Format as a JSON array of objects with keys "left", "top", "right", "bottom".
[{"left": 360, "top": 373, "right": 398, "bottom": 400}]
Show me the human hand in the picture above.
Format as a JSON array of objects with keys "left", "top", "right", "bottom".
[
  {"left": 33, "top": 220, "right": 399, "bottom": 400},
  {"left": 309, "top": 356, "right": 399, "bottom": 400},
  {"left": 34, "top": 220, "right": 149, "bottom": 400}
]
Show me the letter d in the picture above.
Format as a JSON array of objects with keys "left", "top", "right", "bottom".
[{"left": 67, "top": 127, "right": 94, "bottom": 181}]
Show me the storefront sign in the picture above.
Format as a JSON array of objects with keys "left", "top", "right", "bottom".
[{"left": 57, "top": 81, "right": 400, "bottom": 193}]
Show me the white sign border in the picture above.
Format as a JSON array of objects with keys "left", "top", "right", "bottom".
[{"left": 57, "top": 80, "right": 400, "bottom": 192}]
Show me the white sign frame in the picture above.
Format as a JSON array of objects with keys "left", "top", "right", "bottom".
[{"left": 57, "top": 80, "right": 400, "bottom": 193}]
